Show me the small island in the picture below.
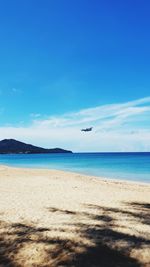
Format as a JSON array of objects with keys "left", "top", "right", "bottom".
[{"left": 0, "top": 139, "right": 72, "bottom": 154}]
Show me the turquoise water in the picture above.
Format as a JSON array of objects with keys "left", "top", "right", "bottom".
[{"left": 0, "top": 153, "right": 150, "bottom": 183}]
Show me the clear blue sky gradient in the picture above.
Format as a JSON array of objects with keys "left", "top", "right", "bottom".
[{"left": 0, "top": 0, "right": 150, "bottom": 126}]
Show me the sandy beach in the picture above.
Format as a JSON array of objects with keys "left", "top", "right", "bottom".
[{"left": 0, "top": 165, "right": 150, "bottom": 267}]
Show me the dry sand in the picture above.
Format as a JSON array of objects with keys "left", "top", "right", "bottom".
[{"left": 0, "top": 165, "right": 150, "bottom": 267}]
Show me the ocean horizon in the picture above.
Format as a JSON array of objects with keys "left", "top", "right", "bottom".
[{"left": 0, "top": 152, "right": 150, "bottom": 183}]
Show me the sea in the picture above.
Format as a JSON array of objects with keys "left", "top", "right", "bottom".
[{"left": 0, "top": 152, "right": 150, "bottom": 183}]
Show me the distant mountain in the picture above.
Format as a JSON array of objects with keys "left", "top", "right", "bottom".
[{"left": 0, "top": 139, "right": 72, "bottom": 154}]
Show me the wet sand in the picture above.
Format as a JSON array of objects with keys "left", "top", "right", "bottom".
[{"left": 0, "top": 165, "right": 150, "bottom": 267}]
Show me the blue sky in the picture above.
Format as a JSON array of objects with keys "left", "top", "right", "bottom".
[{"left": 0, "top": 1, "right": 150, "bottom": 151}]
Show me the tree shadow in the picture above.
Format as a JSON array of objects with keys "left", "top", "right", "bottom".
[
  {"left": 125, "top": 202, "right": 150, "bottom": 226},
  {"left": 0, "top": 201, "right": 150, "bottom": 266}
]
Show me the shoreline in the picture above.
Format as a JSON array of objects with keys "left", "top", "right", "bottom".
[
  {"left": 0, "top": 163, "right": 150, "bottom": 186},
  {"left": 0, "top": 164, "right": 150, "bottom": 266}
]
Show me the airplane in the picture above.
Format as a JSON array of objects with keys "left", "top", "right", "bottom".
[{"left": 81, "top": 127, "right": 93, "bottom": 132}]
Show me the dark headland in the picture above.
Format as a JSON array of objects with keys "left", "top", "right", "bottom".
[{"left": 0, "top": 139, "right": 72, "bottom": 154}]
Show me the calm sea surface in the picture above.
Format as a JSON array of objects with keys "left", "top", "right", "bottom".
[{"left": 0, "top": 153, "right": 150, "bottom": 183}]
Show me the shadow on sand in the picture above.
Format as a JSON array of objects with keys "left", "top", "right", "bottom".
[{"left": 0, "top": 201, "right": 150, "bottom": 266}]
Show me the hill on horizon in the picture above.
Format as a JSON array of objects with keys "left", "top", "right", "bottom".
[{"left": 0, "top": 139, "right": 72, "bottom": 154}]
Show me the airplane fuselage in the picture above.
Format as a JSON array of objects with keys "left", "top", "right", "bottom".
[{"left": 81, "top": 127, "right": 93, "bottom": 132}]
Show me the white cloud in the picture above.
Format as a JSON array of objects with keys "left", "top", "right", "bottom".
[
  {"left": 30, "top": 113, "right": 41, "bottom": 118},
  {"left": 33, "top": 96, "right": 150, "bottom": 129},
  {"left": 12, "top": 88, "right": 22, "bottom": 94},
  {"left": 0, "top": 97, "right": 150, "bottom": 152}
]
